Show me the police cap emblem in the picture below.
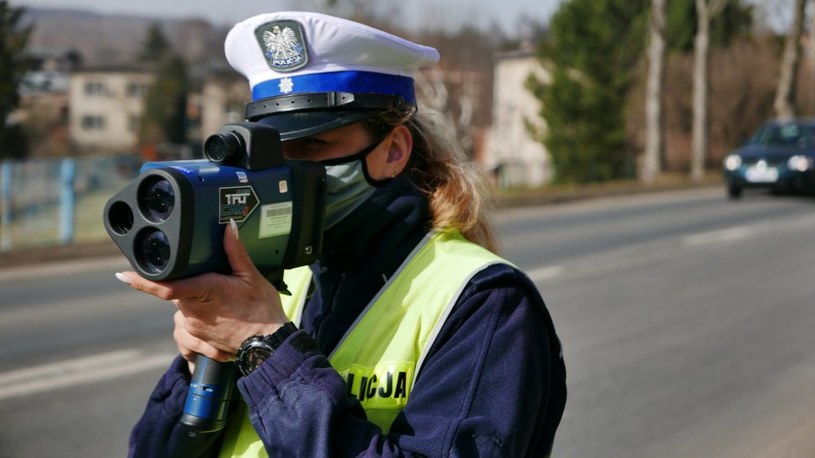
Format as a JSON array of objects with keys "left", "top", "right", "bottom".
[{"left": 255, "top": 20, "right": 308, "bottom": 72}]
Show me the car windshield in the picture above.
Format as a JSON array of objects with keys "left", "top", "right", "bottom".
[{"left": 747, "top": 123, "right": 815, "bottom": 148}]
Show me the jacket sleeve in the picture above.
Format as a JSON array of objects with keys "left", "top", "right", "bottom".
[
  {"left": 128, "top": 356, "right": 226, "bottom": 458},
  {"left": 237, "top": 264, "right": 567, "bottom": 457}
]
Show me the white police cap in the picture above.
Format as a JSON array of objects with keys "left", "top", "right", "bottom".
[{"left": 225, "top": 11, "right": 440, "bottom": 140}]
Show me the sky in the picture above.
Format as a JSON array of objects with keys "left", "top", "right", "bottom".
[{"left": 10, "top": 0, "right": 565, "bottom": 34}]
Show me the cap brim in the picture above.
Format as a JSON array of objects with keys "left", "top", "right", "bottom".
[{"left": 255, "top": 109, "right": 381, "bottom": 141}]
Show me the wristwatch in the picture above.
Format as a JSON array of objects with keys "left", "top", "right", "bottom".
[{"left": 236, "top": 322, "right": 298, "bottom": 377}]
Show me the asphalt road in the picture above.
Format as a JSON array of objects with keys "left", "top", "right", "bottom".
[{"left": 1, "top": 186, "right": 815, "bottom": 457}]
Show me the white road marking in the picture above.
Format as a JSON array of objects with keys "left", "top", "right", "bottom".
[
  {"left": 528, "top": 265, "right": 564, "bottom": 282},
  {"left": 0, "top": 256, "right": 128, "bottom": 282},
  {"left": 522, "top": 221, "right": 788, "bottom": 284},
  {"left": 682, "top": 226, "right": 753, "bottom": 247},
  {"left": 0, "top": 349, "right": 175, "bottom": 400}
]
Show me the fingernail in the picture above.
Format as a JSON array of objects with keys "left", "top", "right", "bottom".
[
  {"left": 230, "top": 218, "right": 240, "bottom": 240},
  {"left": 115, "top": 272, "right": 132, "bottom": 285}
]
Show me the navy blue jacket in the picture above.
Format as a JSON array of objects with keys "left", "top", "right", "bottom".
[{"left": 129, "top": 177, "right": 566, "bottom": 457}]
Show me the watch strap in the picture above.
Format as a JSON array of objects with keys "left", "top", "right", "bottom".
[
  {"left": 237, "top": 322, "right": 299, "bottom": 376},
  {"left": 262, "top": 321, "right": 299, "bottom": 351}
]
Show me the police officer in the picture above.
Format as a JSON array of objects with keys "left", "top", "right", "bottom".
[{"left": 122, "top": 11, "right": 566, "bottom": 457}]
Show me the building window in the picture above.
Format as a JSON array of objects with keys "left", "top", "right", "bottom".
[
  {"left": 128, "top": 115, "right": 141, "bottom": 133},
  {"left": 81, "top": 116, "right": 105, "bottom": 130},
  {"left": 127, "top": 82, "right": 149, "bottom": 97},
  {"left": 84, "top": 82, "right": 107, "bottom": 96}
]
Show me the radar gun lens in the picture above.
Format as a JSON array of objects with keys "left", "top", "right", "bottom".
[
  {"left": 135, "top": 228, "right": 172, "bottom": 274},
  {"left": 139, "top": 177, "right": 175, "bottom": 223}
]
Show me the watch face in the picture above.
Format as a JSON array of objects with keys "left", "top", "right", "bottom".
[
  {"left": 238, "top": 323, "right": 297, "bottom": 376},
  {"left": 241, "top": 342, "right": 274, "bottom": 375},
  {"left": 246, "top": 346, "right": 272, "bottom": 371}
]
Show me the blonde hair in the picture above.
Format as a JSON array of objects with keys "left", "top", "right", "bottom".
[{"left": 370, "top": 110, "right": 497, "bottom": 252}]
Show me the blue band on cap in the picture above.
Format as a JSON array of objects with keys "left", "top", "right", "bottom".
[{"left": 252, "top": 71, "right": 416, "bottom": 103}]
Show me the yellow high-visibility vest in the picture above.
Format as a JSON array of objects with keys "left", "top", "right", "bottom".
[{"left": 219, "top": 230, "right": 509, "bottom": 457}]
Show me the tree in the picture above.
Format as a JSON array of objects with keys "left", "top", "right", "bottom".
[
  {"left": 643, "top": 0, "right": 668, "bottom": 183},
  {"left": 691, "top": 0, "right": 730, "bottom": 181},
  {"left": 773, "top": 0, "right": 808, "bottom": 120},
  {"left": 137, "top": 24, "right": 189, "bottom": 152},
  {"left": 529, "top": 0, "right": 649, "bottom": 183},
  {"left": 666, "top": 0, "right": 752, "bottom": 53},
  {"left": 415, "top": 26, "right": 498, "bottom": 156},
  {"left": 139, "top": 23, "right": 171, "bottom": 63},
  {"left": 640, "top": 0, "right": 750, "bottom": 173},
  {"left": 139, "top": 56, "right": 189, "bottom": 148},
  {"left": 0, "top": 1, "right": 32, "bottom": 159}
]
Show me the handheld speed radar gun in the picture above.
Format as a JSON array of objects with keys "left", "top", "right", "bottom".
[{"left": 103, "top": 122, "right": 326, "bottom": 433}]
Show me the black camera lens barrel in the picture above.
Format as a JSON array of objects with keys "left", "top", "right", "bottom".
[
  {"left": 204, "top": 132, "right": 243, "bottom": 163},
  {"left": 205, "top": 123, "right": 284, "bottom": 170}
]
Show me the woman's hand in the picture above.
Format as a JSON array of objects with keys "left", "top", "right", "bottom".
[{"left": 115, "top": 220, "right": 289, "bottom": 363}]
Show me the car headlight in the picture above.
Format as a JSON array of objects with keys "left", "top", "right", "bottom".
[
  {"left": 787, "top": 155, "right": 812, "bottom": 172},
  {"left": 723, "top": 154, "right": 742, "bottom": 171}
]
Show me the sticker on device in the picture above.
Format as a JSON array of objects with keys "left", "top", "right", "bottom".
[
  {"left": 259, "top": 201, "right": 293, "bottom": 238},
  {"left": 219, "top": 186, "right": 259, "bottom": 223}
]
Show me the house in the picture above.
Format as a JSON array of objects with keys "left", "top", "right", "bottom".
[
  {"left": 483, "top": 50, "right": 550, "bottom": 188},
  {"left": 10, "top": 50, "right": 80, "bottom": 158},
  {"left": 68, "top": 67, "right": 153, "bottom": 154},
  {"left": 197, "top": 70, "right": 251, "bottom": 141}
]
